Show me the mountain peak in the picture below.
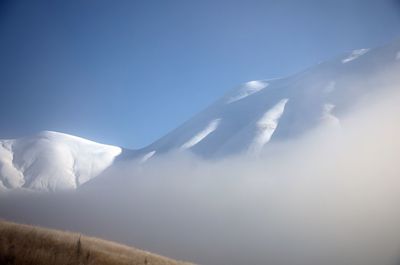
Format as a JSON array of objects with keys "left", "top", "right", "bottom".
[
  {"left": 2, "top": 39, "right": 400, "bottom": 191},
  {"left": 0, "top": 131, "right": 121, "bottom": 191}
]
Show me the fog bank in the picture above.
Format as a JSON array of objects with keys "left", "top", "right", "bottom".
[{"left": 1, "top": 88, "right": 400, "bottom": 265}]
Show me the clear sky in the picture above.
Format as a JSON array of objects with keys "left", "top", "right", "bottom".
[{"left": 1, "top": 0, "right": 400, "bottom": 149}]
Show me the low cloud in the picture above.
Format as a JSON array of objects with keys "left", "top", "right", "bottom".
[{"left": 1, "top": 87, "right": 400, "bottom": 265}]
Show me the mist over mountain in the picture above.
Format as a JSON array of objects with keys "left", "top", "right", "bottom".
[
  {"left": 1, "top": 81, "right": 400, "bottom": 265},
  {"left": 132, "top": 40, "right": 400, "bottom": 159},
  {"left": 0, "top": 37, "right": 400, "bottom": 265},
  {"left": 1, "top": 1, "right": 400, "bottom": 265},
  {"left": 1, "top": 39, "right": 400, "bottom": 192}
]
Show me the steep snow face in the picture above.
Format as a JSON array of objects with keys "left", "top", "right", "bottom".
[
  {"left": 248, "top": 99, "right": 289, "bottom": 154},
  {"left": 0, "top": 140, "right": 24, "bottom": 189},
  {"left": 226, "top": 80, "right": 268, "bottom": 103},
  {"left": 181, "top": 119, "right": 221, "bottom": 149},
  {"left": 342, "top": 48, "right": 369, "bottom": 63},
  {"left": 140, "top": 150, "right": 156, "bottom": 163},
  {"left": 0, "top": 131, "right": 121, "bottom": 191}
]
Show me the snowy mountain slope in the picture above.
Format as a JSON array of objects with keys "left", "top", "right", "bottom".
[
  {"left": 0, "top": 131, "right": 121, "bottom": 191},
  {"left": 1, "top": 39, "right": 400, "bottom": 191},
  {"left": 129, "top": 39, "right": 400, "bottom": 161}
]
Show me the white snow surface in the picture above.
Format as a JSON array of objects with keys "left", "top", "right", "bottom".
[
  {"left": 226, "top": 81, "right": 268, "bottom": 103},
  {"left": 140, "top": 150, "right": 156, "bottom": 163},
  {"left": 0, "top": 131, "right": 121, "bottom": 191},
  {"left": 342, "top": 48, "right": 369, "bottom": 63},
  {"left": 248, "top": 99, "right": 289, "bottom": 154},
  {"left": 181, "top": 119, "right": 221, "bottom": 149}
]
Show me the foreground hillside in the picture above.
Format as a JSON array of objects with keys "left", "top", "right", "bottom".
[{"left": 0, "top": 220, "right": 193, "bottom": 265}]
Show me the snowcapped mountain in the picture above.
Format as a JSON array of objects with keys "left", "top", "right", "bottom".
[
  {"left": 1, "top": 39, "right": 400, "bottom": 191},
  {"left": 0, "top": 131, "right": 121, "bottom": 191},
  {"left": 130, "top": 40, "right": 400, "bottom": 160}
]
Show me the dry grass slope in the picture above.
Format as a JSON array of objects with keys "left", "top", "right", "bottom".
[{"left": 0, "top": 220, "right": 194, "bottom": 265}]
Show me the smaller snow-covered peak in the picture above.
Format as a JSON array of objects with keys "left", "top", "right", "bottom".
[
  {"left": 0, "top": 131, "right": 122, "bottom": 191},
  {"left": 181, "top": 119, "right": 221, "bottom": 150},
  {"left": 227, "top": 80, "right": 268, "bottom": 104},
  {"left": 342, "top": 49, "right": 369, "bottom": 64},
  {"left": 36, "top": 130, "right": 110, "bottom": 146}
]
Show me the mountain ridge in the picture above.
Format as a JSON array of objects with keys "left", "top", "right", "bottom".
[{"left": 1, "top": 38, "right": 400, "bottom": 191}]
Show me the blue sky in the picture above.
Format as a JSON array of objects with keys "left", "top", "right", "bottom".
[{"left": 1, "top": 0, "right": 400, "bottom": 149}]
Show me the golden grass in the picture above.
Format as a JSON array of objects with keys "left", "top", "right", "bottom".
[{"left": 0, "top": 219, "right": 194, "bottom": 265}]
